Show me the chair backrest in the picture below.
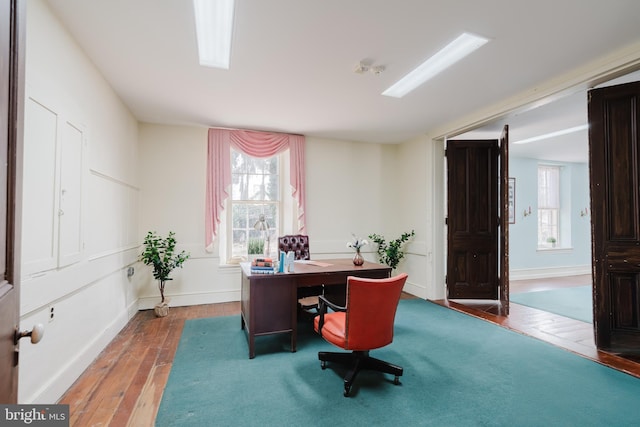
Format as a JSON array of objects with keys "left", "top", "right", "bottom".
[
  {"left": 278, "top": 235, "right": 310, "bottom": 260},
  {"left": 344, "top": 273, "right": 408, "bottom": 351}
]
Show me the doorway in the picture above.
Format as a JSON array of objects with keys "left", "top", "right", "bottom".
[
  {"left": 452, "top": 89, "right": 592, "bottom": 308},
  {"left": 447, "top": 71, "right": 640, "bottom": 354}
]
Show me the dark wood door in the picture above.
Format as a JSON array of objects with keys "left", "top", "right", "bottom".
[
  {"left": 0, "top": 0, "right": 25, "bottom": 403},
  {"left": 499, "top": 126, "right": 510, "bottom": 313},
  {"left": 447, "top": 139, "right": 499, "bottom": 299},
  {"left": 589, "top": 81, "right": 640, "bottom": 352}
]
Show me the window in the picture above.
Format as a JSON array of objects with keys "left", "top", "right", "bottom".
[
  {"left": 538, "top": 165, "right": 560, "bottom": 248},
  {"left": 228, "top": 149, "right": 280, "bottom": 260}
]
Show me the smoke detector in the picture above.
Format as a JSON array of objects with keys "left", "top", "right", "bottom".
[
  {"left": 370, "top": 65, "right": 385, "bottom": 75},
  {"left": 354, "top": 61, "right": 384, "bottom": 76},
  {"left": 354, "top": 62, "right": 370, "bottom": 74}
]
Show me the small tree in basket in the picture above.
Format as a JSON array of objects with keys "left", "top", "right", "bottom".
[{"left": 140, "top": 231, "right": 190, "bottom": 305}]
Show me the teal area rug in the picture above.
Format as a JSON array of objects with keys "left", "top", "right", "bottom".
[
  {"left": 156, "top": 299, "right": 640, "bottom": 426},
  {"left": 510, "top": 285, "right": 592, "bottom": 323}
]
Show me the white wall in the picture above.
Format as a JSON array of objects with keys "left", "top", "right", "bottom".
[
  {"left": 509, "top": 157, "right": 591, "bottom": 279},
  {"left": 400, "top": 135, "right": 446, "bottom": 299},
  {"left": 137, "top": 123, "right": 239, "bottom": 308},
  {"left": 18, "top": 0, "right": 142, "bottom": 403},
  {"left": 136, "top": 128, "right": 432, "bottom": 307}
]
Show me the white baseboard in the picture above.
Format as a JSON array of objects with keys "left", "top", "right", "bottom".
[
  {"left": 510, "top": 265, "right": 591, "bottom": 281},
  {"left": 28, "top": 307, "right": 131, "bottom": 404},
  {"left": 137, "top": 290, "right": 241, "bottom": 310},
  {"left": 403, "top": 280, "right": 427, "bottom": 300}
]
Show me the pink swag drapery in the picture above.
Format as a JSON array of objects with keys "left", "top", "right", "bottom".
[{"left": 205, "top": 128, "right": 306, "bottom": 250}]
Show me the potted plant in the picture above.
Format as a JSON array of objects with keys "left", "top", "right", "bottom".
[
  {"left": 247, "top": 238, "right": 265, "bottom": 257},
  {"left": 368, "top": 230, "right": 415, "bottom": 270},
  {"left": 140, "top": 231, "right": 190, "bottom": 317},
  {"left": 546, "top": 236, "right": 557, "bottom": 248}
]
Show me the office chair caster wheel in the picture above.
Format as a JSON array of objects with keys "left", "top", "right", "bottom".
[
  {"left": 394, "top": 376, "right": 400, "bottom": 385},
  {"left": 321, "top": 361, "right": 327, "bottom": 369}
]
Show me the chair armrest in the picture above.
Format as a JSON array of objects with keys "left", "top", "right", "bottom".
[
  {"left": 318, "top": 295, "right": 346, "bottom": 313},
  {"left": 317, "top": 295, "right": 346, "bottom": 334}
]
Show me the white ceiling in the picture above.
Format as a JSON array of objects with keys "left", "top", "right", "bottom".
[
  {"left": 44, "top": 0, "right": 640, "bottom": 161},
  {"left": 459, "top": 70, "right": 640, "bottom": 163}
]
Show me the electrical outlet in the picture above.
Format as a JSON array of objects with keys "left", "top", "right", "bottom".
[
  {"left": 49, "top": 306, "right": 55, "bottom": 323},
  {"left": 127, "top": 266, "right": 135, "bottom": 277}
]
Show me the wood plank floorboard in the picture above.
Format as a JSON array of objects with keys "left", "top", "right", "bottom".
[{"left": 58, "top": 281, "right": 640, "bottom": 426}]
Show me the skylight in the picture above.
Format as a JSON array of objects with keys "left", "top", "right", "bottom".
[
  {"left": 382, "top": 32, "right": 489, "bottom": 98},
  {"left": 193, "top": 0, "right": 235, "bottom": 69}
]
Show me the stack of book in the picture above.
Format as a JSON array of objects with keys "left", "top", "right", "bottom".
[{"left": 250, "top": 258, "right": 275, "bottom": 274}]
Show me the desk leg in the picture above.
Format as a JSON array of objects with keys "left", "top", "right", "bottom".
[
  {"left": 291, "top": 322, "right": 297, "bottom": 353},
  {"left": 291, "top": 292, "right": 298, "bottom": 353},
  {"left": 240, "top": 313, "right": 255, "bottom": 359}
]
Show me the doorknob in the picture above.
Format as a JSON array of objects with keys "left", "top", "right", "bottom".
[{"left": 14, "top": 323, "right": 45, "bottom": 345}]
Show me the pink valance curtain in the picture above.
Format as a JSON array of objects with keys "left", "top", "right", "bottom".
[{"left": 205, "top": 128, "right": 306, "bottom": 249}]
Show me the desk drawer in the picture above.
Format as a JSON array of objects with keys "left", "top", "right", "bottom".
[
  {"left": 297, "top": 272, "right": 348, "bottom": 287},
  {"left": 297, "top": 270, "right": 389, "bottom": 287}
]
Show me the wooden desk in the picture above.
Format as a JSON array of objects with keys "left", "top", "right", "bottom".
[{"left": 240, "top": 258, "right": 391, "bottom": 358}]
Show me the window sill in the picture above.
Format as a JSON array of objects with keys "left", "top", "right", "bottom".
[
  {"left": 218, "top": 261, "right": 242, "bottom": 270},
  {"left": 219, "top": 262, "right": 241, "bottom": 267},
  {"left": 536, "top": 247, "right": 573, "bottom": 254}
]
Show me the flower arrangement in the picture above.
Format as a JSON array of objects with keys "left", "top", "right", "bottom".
[{"left": 347, "top": 234, "right": 368, "bottom": 252}]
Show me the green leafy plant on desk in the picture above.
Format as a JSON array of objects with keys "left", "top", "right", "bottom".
[{"left": 368, "top": 230, "right": 415, "bottom": 270}]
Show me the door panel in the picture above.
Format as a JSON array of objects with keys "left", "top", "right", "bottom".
[
  {"left": 22, "top": 98, "right": 58, "bottom": 273},
  {"left": 499, "top": 126, "right": 510, "bottom": 313},
  {"left": 447, "top": 140, "right": 499, "bottom": 299},
  {"left": 58, "top": 121, "right": 84, "bottom": 267},
  {"left": 589, "top": 81, "right": 640, "bottom": 352},
  {"left": 0, "top": 0, "right": 25, "bottom": 404}
]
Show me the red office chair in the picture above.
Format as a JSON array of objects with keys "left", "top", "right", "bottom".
[{"left": 314, "top": 273, "right": 408, "bottom": 397}]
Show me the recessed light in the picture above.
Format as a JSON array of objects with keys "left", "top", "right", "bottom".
[
  {"left": 513, "top": 124, "right": 588, "bottom": 144},
  {"left": 193, "top": 0, "right": 235, "bottom": 69},
  {"left": 382, "top": 32, "right": 489, "bottom": 98}
]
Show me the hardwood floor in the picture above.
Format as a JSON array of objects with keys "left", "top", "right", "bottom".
[
  {"left": 59, "top": 302, "right": 241, "bottom": 427},
  {"left": 58, "top": 279, "right": 640, "bottom": 426}
]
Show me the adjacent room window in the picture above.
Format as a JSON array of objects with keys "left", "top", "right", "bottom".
[
  {"left": 228, "top": 149, "right": 280, "bottom": 260},
  {"left": 538, "top": 165, "right": 560, "bottom": 248}
]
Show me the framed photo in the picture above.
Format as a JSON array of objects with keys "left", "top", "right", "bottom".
[{"left": 508, "top": 177, "right": 516, "bottom": 224}]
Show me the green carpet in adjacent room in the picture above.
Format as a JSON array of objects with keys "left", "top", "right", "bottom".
[
  {"left": 156, "top": 299, "right": 639, "bottom": 426},
  {"left": 510, "top": 285, "right": 592, "bottom": 323}
]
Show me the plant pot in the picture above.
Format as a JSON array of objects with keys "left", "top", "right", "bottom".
[{"left": 154, "top": 301, "right": 170, "bottom": 317}]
